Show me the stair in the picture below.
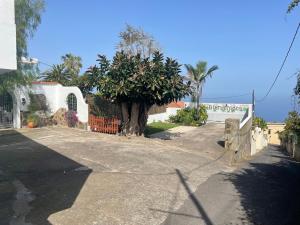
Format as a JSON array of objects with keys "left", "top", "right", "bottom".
[{"left": 0, "top": 123, "right": 13, "bottom": 129}]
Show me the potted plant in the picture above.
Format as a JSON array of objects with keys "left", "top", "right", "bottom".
[{"left": 27, "top": 114, "right": 39, "bottom": 128}]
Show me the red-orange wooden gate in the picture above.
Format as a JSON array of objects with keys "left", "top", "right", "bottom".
[{"left": 89, "top": 115, "right": 120, "bottom": 134}]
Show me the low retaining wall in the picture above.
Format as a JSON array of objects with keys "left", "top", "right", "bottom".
[
  {"left": 251, "top": 127, "right": 268, "bottom": 155},
  {"left": 224, "top": 118, "right": 268, "bottom": 164},
  {"left": 224, "top": 118, "right": 252, "bottom": 164},
  {"left": 147, "top": 102, "right": 253, "bottom": 124},
  {"left": 185, "top": 102, "right": 252, "bottom": 123},
  {"left": 281, "top": 133, "right": 300, "bottom": 162},
  {"left": 147, "top": 108, "right": 179, "bottom": 124}
]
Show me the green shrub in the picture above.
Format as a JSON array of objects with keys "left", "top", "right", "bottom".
[
  {"left": 169, "top": 106, "right": 208, "bottom": 126},
  {"left": 144, "top": 122, "right": 178, "bottom": 136},
  {"left": 253, "top": 117, "right": 268, "bottom": 130},
  {"left": 279, "top": 111, "right": 300, "bottom": 143},
  {"left": 284, "top": 111, "right": 300, "bottom": 134}
]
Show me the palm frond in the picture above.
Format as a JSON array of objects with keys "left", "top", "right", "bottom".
[
  {"left": 184, "top": 64, "right": 197, "bottom": 81},
  {"left": 196, "top": 60, "right": 206, "bottom": 73},
  {"left": 206, "top": 65, "right": 219, "bottom": 76},
  {"left": 199, "top": 65, "right": 218, "bottom": 83}
]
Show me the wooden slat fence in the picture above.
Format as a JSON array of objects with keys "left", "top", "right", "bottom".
[{"left": 89, "top": 115, "right": 120, "bottom": 134}]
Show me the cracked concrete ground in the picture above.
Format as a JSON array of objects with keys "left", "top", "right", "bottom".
[{"left": 0, "top": 123, "right": 233, "bottom": 225}]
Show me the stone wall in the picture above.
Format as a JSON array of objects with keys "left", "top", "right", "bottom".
[
  {"left": 225, "top": 118, "right": 252, "bottom": 164},
  {"left": 281, "top": 133, "right": 300, "bottom": 162},
  {"left": 238, "top": 117, "right": 253, "bottom": 159},
  {"left": 225, "top": 118, "right": 269, "bottom": 164}
]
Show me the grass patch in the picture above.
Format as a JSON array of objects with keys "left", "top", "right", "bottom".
[{"left": 144, "top": 122, "right": 179, "bottom": 136}]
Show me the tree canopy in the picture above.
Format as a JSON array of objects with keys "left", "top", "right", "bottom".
[
  {"left": 117, "top": 24, "right": 160, "bottom": 58},
  {"left": 288, "top": 0, "right": 300, "bottom": 13},
  {"left": 40, "top": 53, "right": 82, "bottom": 86},
  {"left": 0, "top": 0, "right": 45, "bottom": 93},
  {"left": 87, "top": 51, "right": 191, "bottom": 135},
  {"left": 61, "top": 53, "right": 83, "bottom": 80},
  {"left": 15, "top": 0, "right": 45, "bottom": 57}
]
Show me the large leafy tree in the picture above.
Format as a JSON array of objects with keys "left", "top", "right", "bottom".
[
  {"left": 184, "top": 61, "right": 218, "bottom": 112},
  {"left": 284, "top": 111, "right": 300, "bottom": 134},
  {"left": 76, "top": 73, "right": 94, "bottom": 97},
  {"left": 87, "top": 51, "right": 191, "bottom": 136},
  {"left": 288, "top": 0, "right": 300, "bottom": 13},
  {"left": 294, "top": 72, "right": 300, "bottom": 99},
  {"left": 288, "top": 1, "right": 300, "bottom": 100},
  {"left": 0, "top": 0, "right": 45, "bottom": 93},
  {"left": 72, "top": 25, "right": 162, "bottom": 99}
]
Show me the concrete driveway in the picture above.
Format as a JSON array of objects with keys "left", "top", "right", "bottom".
[
  {"left": 163, "top": 145, "right": 300, "bottom": 225},
  {"left": 0, "top": 124, "right": 233, "bottom": 225}
]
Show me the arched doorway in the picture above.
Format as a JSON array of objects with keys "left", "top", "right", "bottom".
[{"left": 0, "top": 92, "right": 13, "bottom": 128}]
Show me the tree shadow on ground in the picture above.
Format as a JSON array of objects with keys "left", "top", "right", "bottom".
[
  {"left": 0, "top": 130, "right": 92, "bottom": 225},
  {"left": 174, "top": 169, "right": 214, "bottom": 225},
  {"left": 217, "top": 140, "right": 225, "bottom": 148},
  {"left": 147, "top": 131, "right": 182, "bottom": 140},
  {"left": 225, "top": 149, "right": 300, "bottom": 225},
  {"left": 144, "top": 127, "right": 168, "bottom": 136},
  {"left": 159, "top": 169, "right": 214, "bottom": 225}
]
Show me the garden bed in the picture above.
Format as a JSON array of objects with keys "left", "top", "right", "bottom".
[{"left": 144, "top": 122, "right": 178, "bottom": 136}]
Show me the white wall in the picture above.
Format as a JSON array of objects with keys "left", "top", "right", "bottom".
[
  {"left": 0, "top": 0, "right": 17, "bottom": 74},
  {"left": 12, "top": 83, "right": 89, "bottom": 128},
  {"left": 186, "top": 102, "right": 252, "bottom": 123},
  {"left": 11, "top": 86, "right": 30, "bottom": 128},
  {"left": 251, "top": 127, "right": 268, "bottom": 155},
  {"left": 148, "top": 102, "right": 252, "bottom": 124},
  {"left": 31, "top": 83, "right": 89, "bottom": 123},
  {"left": 147, "top": 108, "right": 180, "bottom": 124}
]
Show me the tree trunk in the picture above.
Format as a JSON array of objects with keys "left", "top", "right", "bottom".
[
  {"left": 196, "top": 84, "right": 200, "bottom": 118},
  {"left": 199, "top": 82, "right": 203, "bottom": 105},
  {"left": 121, "top": 102, "right": 130, "bottom": 134},
  {"left": 120, "top": 102, "right": 151, "bottom": 136},
  {"left": 129, "top": 102, "right": 140, "bottom": 136},
  {"left": 138, "top": 103, "right": 150, "bottom": 136}
]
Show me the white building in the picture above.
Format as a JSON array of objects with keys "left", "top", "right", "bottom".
[
  {"left": 0, "top": 0, "right": 17, "bottom": 74},
  {"left": 0, "top": 82, "right": 89, "bottom": 129}
]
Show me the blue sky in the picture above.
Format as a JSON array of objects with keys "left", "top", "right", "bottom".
[{"left": 28, "top": 0, "right": 300, "bottom": 122}]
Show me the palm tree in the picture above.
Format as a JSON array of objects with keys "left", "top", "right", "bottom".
[
  {"left": 61, "top": 53, "right": 82, "bottom": 80},
  {"left": 41, "top": 64, "right": 72, "bottom": 85},
  {"left": 185, "top": 61, "right": 219, "bottom": 112}
]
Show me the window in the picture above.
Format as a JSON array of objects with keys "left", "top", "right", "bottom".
[
  {"left": 67, "top": 93, "right": 77, "bottom": 112},
  {"left": 0, "top": 92, "right": 13, "bottom": 112}
]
